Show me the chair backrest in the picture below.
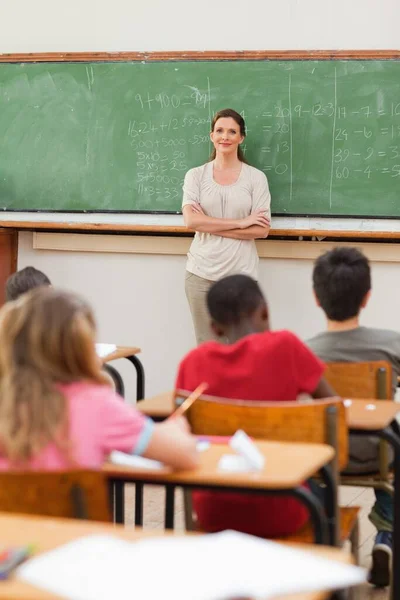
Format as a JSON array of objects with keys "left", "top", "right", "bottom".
[
  {"left": 0, "top": 470, "right": 110, "bottom": 521},
  {"left": 324, "top": 360, "right": 392, "bottom": 400},
  {"left": 181, "top": 392, "right": 348, "bottom": 471}
]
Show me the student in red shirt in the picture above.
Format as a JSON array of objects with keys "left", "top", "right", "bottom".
[{"left": 175, "top": 274, "right": 335, "bottom": 538}]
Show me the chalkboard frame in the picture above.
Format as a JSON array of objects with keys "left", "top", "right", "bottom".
[
  {"left": 1, "top": 50, "right": 400, "bottom": 223},
  {"left": 0, "top": 50, "right": 399, "bottom": 63}
]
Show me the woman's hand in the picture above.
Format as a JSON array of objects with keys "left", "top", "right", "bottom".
[{"left": 238, "top": 210, "right": 270, "bottom": 230}]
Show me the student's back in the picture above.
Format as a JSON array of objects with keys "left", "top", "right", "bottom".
[
  {"left": 176, "top": 275, "right": 334, "bottom": 538},
  {"left": 178, "top": 329, "right": 326, "bottom": 402},
  {"left": 308, "top": 327, "right": 400, "bottom": 398},
  {"left": 307, "top": 247, "right": 400, "bottom": 472},
  {"left": 307, "top": 246, "right": 398, "bottom": 587},
  {"left": 0, "top": 288, "right": 198, "bottom": 472},
  {"left": 0, "top": 381, "right": 149, "bottom": 470}
]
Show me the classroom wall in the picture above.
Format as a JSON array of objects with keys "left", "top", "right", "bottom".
[
  {"left": 6, "top": 0, "right": 400, "bottom": 398},
  {"left": 0, "top": 0, "right": 399, "bottom": 52},
  {"left": 18, "top": 232, "right": 400, "bottom": 399}
]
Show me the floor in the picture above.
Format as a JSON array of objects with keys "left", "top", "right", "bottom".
[{"left": 124, "top": 484, "right": 390, "bottom": 599}]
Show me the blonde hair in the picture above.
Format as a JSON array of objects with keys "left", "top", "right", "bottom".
[{"left": 0, "top": 288, "right": 108, "bottom": 464}]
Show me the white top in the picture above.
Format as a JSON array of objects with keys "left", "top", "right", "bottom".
[{"left": 182, "top": 161, "right": 271, "bottom": 281}]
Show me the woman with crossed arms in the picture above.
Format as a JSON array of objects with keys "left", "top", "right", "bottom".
[{"left": 182, "top": 108, "right": 271, "bottom": 344}]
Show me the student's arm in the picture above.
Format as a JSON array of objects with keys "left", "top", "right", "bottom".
[
  {"left": 183, "top": 205, "right": 269, "bottom": 234},
  {"left": 142, "top": 418, "right": 199, "bottom": 470},
  {"left": 212, "top": 224, "right": 270, "bottom": 240},
  {"left": 311, "top": 376, "right": 336, "bottom": 399},
  {"left": 98, "top": 389, "right": 199, "bottom": 471}
]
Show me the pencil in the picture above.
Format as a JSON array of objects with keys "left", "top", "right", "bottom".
[{"left": 173, "top": 382, "right": 208, "bottom": 418}]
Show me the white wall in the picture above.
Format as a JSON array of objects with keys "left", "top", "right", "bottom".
[
  {"left": 0, "top": 0, "right": 399, "bottom": 53},
  {"left": 18, "top": 232, "right": 196, "bottom": 399},
  {"left": 5, "top": 0, "right": 400, "bottom": 398},
  {"left": 18, "top": 232, "right": 400, "bottom": 398}
]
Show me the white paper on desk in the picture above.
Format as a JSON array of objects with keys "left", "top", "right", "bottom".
[
  {"left": 18, "top": 531, "right": 366, "bottom": 600},
  {"left": 109, "top": 450, "right": 164, "bottom": 469},
  {"left": 95, "top": 343, "right": 117, "bottom": 358},
  {"left": 110, "top": 441, "right": 209, "bottom": 470},
  {"left": 230, "top": 429, "right": 265, "bottom": 470},
  {"left": 218, "top": 429, "right": 265, "bottom": 473}
]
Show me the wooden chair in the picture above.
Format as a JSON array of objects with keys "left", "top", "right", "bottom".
[
  {"left": 325, "top": 360, "right": 394, "bottom": 494},
  {"left": 325, "top": 361, "right": 392, "bottom": 401},
  {"left": 182, "top": 392, "right": 360, "bottom": 557},
  {"left": 0, "top": 470, "right": 111, "bottom": 522}
]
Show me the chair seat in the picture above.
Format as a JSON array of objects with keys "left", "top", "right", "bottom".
[
  {"left": 341, "top": 472, "right": 394, "bottom": 497},
  {"left": 280, "top": 506, "right": 360, "bottom": 544},
  {"left": 341, "top": 471, "right": 393, "bottom": 483}
]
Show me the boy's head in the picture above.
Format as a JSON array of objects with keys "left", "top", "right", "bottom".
[
  {"left": 6, "top": 266, "right": 51, "bottom": 302},
  {"left": 313, "top": 247, "right": 371, "bottom": 322},
  {"left": 207, "top": 274, "right": 269, "bottom": 339}
]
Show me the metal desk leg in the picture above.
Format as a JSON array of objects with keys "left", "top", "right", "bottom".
[
  {"left": 292, "top": 485, "right": 328, "bottom": 545},
  {"left": 126, "top": 355, "right": 145, "bottom": 401},
  {"left": 114, "top": 481, "right": 125, "bottom": 524},
  {"left": 164, "top": 485, "right": 175, "bottom": 529},
  {"left": 104, "top": 364, "right": 125, "bottom": 397},
  {"left": 135, "top": 483, "right": 144, "bottom": 526},
  {"left": 320, "top": 464, "right": 338, "bottom": 547},
  {"left": 380, "top": 427, "right": 400, "bottom": 600}
]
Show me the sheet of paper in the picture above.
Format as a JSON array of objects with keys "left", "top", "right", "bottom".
[
  {"left": 95, "top": 343, "right": 117, "bottom": 358},
  {"left": 230, "top": 429, "right": 265, "bottom": 470},
  {"left": 18, "top": 531, "right": 366, "bottom": 600},
  {"left": 218, "top": 454, "right": 253, "bottom": 472},
  {"left": 109, "top": 450, "right": 163, "bottom": 470},
  {"left": 110, "top": 440, "right": 209, "bottom": 470}
]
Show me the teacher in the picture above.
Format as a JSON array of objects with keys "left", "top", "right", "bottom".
[{"left": 182, "top": 108, "right": 271, "bottom": 345}]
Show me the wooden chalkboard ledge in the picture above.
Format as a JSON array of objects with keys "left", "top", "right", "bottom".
[
  {"left": 0, "top": 50, "right": 399, "bottom": 62},
  {"left": 32, "top": 233, "right": 400, "bottom": 263},
  {"left": 6, "top": 220, "right": 400, "bottom": 240}
]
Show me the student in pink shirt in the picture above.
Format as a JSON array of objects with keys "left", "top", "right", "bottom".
[{"left": 0, "top": 287, "right": 198, "bottom": 471}]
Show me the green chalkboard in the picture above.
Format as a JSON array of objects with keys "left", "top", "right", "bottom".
[{"left": 0, "top": 59, "right": 400, "bottom": 216}]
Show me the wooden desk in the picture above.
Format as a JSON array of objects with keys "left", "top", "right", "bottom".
[
  {"left": 137, "top": 390, "right": 174, "bottom": 420},
  {"left": 345, "top": 398, "right": 400, "bottom": 431},
  {"left": 346, "top": 398, "right": 400, "bottom": 600},
  {"left": 0, "top": 513, "right": 353, "bottom": 600},
  {"left": 101, "top": 345, "right": 145, "bottom": 400},
  {"left": 104, "top": 440, "right": 334, "bottom": 544},
  {"left": 138, "top": 392, "right": 400, "bottom": 431}
]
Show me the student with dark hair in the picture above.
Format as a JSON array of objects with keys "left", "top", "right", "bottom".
[
  {"left": 308, "top": 246, "right": 400, "bottom": 587},
  {"left": 6, "top": 266, "right": 51, "bottom": 301},
  {"left": 175, "top": 274, "right": 334, "bottom": 539}
]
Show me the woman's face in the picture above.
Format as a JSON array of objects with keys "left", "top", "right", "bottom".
[{"left": 210, "top": 117, "right": 244, "bottom": 158}]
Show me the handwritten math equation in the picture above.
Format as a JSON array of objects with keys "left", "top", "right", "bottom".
[{"left": 125, "top": 79, "right": 400, "bottom": 211}]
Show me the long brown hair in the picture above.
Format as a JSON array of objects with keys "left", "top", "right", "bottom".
[
  {"left": 0, "top": 287, "right": 108, "bottom": 463},
  {"left": 209, "top": 108, "right": 247, "bottom": 162}
]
